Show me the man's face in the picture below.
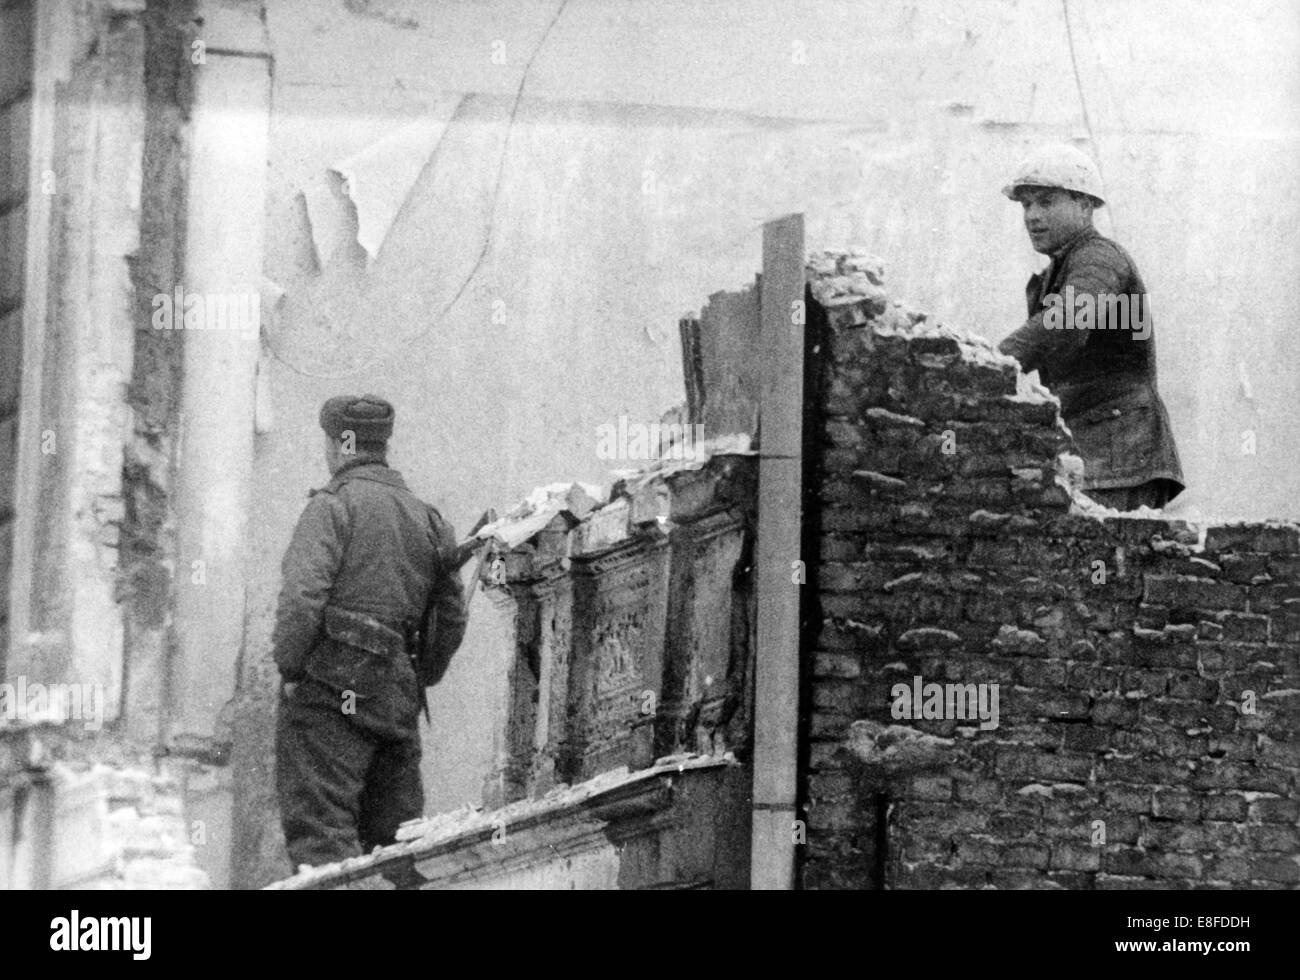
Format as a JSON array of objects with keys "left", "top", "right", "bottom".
[{"left": 1019, "top": 186, "right": 1093, "bottom": 254}]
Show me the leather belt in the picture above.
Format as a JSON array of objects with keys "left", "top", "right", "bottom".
[{"left": 323, "top": 606, "right": 410, "bottom": 658}]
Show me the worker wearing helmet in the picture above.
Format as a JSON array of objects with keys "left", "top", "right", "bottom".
[{"left": 998, "top": 143, "right": 1185, "bottom": 510}]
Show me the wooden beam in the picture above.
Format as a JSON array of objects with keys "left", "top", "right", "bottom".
[{"left": 750, "top": 213, "right": 804, "bottom": 890}]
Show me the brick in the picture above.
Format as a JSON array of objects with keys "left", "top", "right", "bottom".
[
  {"left": 818, "top": 561, "right": 890, "bottom": 593},
  {"left": 1091, "top": 695, "right": 1138, "bottom": 727},
  {"left": 1103, "top": 847, "right": 1202, "bottom": 879},
  {"left": 810, "top": 711, "right": 852, "bottom": 738},
  {"left": 1206, "top": 734, "right": 1256, "bottom": 761},
  {"left": 1249, "top": 856, "right": 1300, "bottom": 883},
  {"left": 1214, "top": 611, "right": 1270, "bottom": 643},
  {"left": 954, "top": 779, "right": 1002, "bottom": 804},
  {"left": 1096, "top": 814, "right": 1142, "bottom": 845},
  {"left": 815, "top": 617, "right": 885, "bottom": 652},
  {"left": 824, "top": 418, "right": 866, "bottom": 449},
  {"left": 812, "top": 680, "right": 860, "bottom": 714},
  {"left": 1270, "top": 606, "right": 1300, "bottom": 643},
  {"left": 812, "top": 652, "right": 862, "bottom": 679},
  {"left": 1217, "top": 669, "right": 1276, "bottom": 700},
  {"left": 1141, "top": 820, "right": 1240, "bottom": 853},
  {"left": 1038, "top": 793, "right": 1094, "bottom": 826},
  {"left": 1197, "top": 620, "right": 1224, "bottom": 640},
  {"left": 1135, "top": 603, "right": 1169, "bottom": 629},
  {"left": 1126, "top": 638, "right": 1201, "bottom": 670},
  {"left": 1066, "top": 663, "right": 1120, "bottom": 694},
  {"left": 1059, "top": 724, "right": 1109, "bottom": 753},
  {"left": 806, "top": 772, "right": 853, "bottom": 799},
  {"left": 1120, "top": 669, "right": 1168, "bottom": 698},
  {"left": 1167, "top": 673, "right": 1219, "bottom": 700},
  {"left": 990, "top": 624, "right": 1047, "bottom": 656},
  {"left": 987, "top": 813, "right": 1039, "bottom": 838},
  {"left": 808, "top": 742, "right": 847, "bottom": 771},
  {"left": 954, "top": 838, "right": 1002, "bottom": 865},
  {"left": 821, "top": 447, "right": 864, "bottom": 473},
  {"left": 967, "top": 539, "right": 1020, "bottom": 567},
  {"left": 906, "top": 776, "right": 954, "bottom": 801},
  {"left": 1140, "top": 699, "right": 1215, "bottom": 729},
  {"left": 1002, "top": 844, "right": 1051, "bottom": 869},
  {"left": 806, "top": 799, "right": 862, "bottom": 832},
  {"left": 818, "top": 535, "right": 865, "bottom": 562},
  {"left": 1247, "top": 825, "right": 1300, "bottom": 852},
  {"left": 1258, "top": 739, "right": 1300, "bottom": 769},
  {"left": 819, "top": 593, "right": 870, "bottom": 618},
  {"left": 1205, "top": 524, "right": 1300, "bottom": 555},
  {"left": 1190, "top": 762, "right": 1290, "bottom": 795},
  {"left": 1016, "top": 660, "right": 1067, "bottom": 688},
  {"left": 1097, "top": 757, "right": 1195, "bottom": 786},
  {"left": 1201, "top": 793, "right": 1249, "bottom": 821},
  {"left": 1103, "top": 785, "right": 1153, "bottom": 813},
  {"left": 1050, "top": 844, "right": 1101, "bottom": 871},
  {"left": 1247, "top": 797, "right": 1300, "bottom": 823},
  {"left": 1221, "top": 553, "right": 1270, "bottom": 584},
  {"left": 1205, "top": 855, "right": 1252, "bottom": 881},
  {"left": 1142, "top": 575, "right": 1247, "bottom": 611},
  {"left": 990, "top": 869, "right": 1060, "bottom": 889},
  {"left": 1031, "top": 692, "right": 1091, "bottom": 720},
  {"left": 996, "top": 749, "right": 1093, "bottom": 783}
]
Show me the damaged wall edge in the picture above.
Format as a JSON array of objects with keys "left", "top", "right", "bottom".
[{"left": 168, "top": 0, "right": 271, "bottom": 746}]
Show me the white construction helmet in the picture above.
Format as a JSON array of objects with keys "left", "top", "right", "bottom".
[{"left": 1002, "top": 143, "right": 1106, "bottom": 205}]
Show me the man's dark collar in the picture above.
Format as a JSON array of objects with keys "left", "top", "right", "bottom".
[
  {"left": 311, "top": 454, "right": 407, "bottom": 495},
  {"left": 335, "top": 453, "right": 388, "bottom": 478},
  {"left": 1050, "top": 223, "right": 1100, "bottom": 259}
]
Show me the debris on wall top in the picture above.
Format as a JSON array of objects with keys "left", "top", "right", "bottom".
[
  {"left": 807, "top": 246, "right": 1040, "bottom": 387},
  {"left": 267, "top": 752, "right": 736, "bottom": 890},
  {"left": 471, "top": 435, "right": 755, "bottom": 563}
]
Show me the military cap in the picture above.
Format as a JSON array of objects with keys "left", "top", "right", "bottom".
[{"left": 319, "top": 394, "right": 395, "bottom": 443}]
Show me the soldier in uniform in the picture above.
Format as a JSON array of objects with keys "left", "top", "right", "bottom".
[
  {"left": 273, "top": 395, "right": 467, "bottom": 869},
  {"left": 997, "top": 144, "right": 1186, "bottom": 510}
]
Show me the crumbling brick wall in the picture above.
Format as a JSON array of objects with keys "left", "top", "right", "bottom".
[{"left": 801, "top": 251, "right": 1300, "bottom": 890}]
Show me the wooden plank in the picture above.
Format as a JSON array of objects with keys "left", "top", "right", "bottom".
[
  {"left": 695, "top": 282, "right": 760, "bottom": 438},
  {"left": 677, "top": 315, "right": 704, "bottom": 424},
  {"left": 751, "top": 212, "right": 804, "bottom": 890}
]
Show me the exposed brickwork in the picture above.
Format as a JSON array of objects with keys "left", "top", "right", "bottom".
[{"left": 801, "top": 251, "right": 1300, "bottom": 890}]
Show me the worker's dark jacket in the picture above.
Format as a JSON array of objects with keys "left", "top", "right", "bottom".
[
  {"left": 271, "top": 456, "right": 467, "bottom": 689},
  {"left": 998, "top": 226, "right": 1185, "bottom": 493}
]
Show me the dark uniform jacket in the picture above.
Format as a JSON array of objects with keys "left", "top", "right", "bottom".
[
  {"left": 998, "top": 226, "right": 1185, "bottom": 493},
  {"left": 271, "top": 456, "right": 467, "bottom": 688}
]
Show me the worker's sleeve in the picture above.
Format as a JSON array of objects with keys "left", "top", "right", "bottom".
[
  {"left": 423, "top": 515, "right": 468, "bottom": 678},
  {"left": 271, "top": 493, "right": 349, "bottom": 681},
  {"left": 998, "top": 239, "right": 1129, "bottom": 379}
]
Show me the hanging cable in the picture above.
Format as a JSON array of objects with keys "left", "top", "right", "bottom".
[{"left": 1061, "top": 0, "right": 1117, "bottom": 236}]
